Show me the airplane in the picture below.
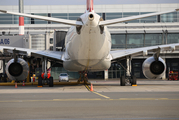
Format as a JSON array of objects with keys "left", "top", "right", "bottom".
[{"left": 0, "top": 0, "right": 179, "bottom": 86}]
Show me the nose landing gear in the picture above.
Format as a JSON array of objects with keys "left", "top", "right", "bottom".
[{"left": 77, "top": 71, "right": 89, "bottom": 84}]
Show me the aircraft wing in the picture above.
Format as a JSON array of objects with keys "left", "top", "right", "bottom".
[
  {"left": 0, "top": 10, "right": 83, "bottom": 26},
  {"left": 0, "top": 46, "right": 64, "bottom": 62},
  {"left": 100, "top": 9, "right": 179, "bottom": 26},
  {"left": 110, "top": 43, "right": 179, "bottom": 62}
]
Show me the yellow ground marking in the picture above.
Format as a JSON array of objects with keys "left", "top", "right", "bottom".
[
  {"left": 119, "top": 98, "right": 169, "bottom": 100},
  {"left": 0, "top": 98, "right": 179, "bottom": 103},
  {"left": 92, "top": 91, "right": 110, "bottom": 99},
  {"left": 85, "top": 85, "right": 110, "bottom": 99},
  {"left": 85, "top": 85, "right": 90, "bottom": 91},
  {"left": 132, "top": 85, "right": 137, "bottom": 86}
]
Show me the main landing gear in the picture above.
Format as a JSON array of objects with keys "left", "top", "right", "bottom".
[
  {"left": 120, "top": 75, "right": 136, "bottom": 86},
  {"left": 118, "top": 57, "right": 137, "bottom": 86},
  {"left": 77, "top": 71, "right": 89, "bottom": 84}
]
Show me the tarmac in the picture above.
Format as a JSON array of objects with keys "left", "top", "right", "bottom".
[
  {"left": 0, "top": 79, "right": 179, "bottom": 93},
  {"left": 0, "top": 79, "right": 179, "bottom": 120}
]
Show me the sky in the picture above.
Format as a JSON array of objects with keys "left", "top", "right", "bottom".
[{"left": 0, "top": 0, "right": 179, "bottom": 5}]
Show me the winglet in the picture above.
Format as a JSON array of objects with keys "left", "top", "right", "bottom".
[
  {"left": 0, "top": 10, "right": 7, "bottom": 13},
  {"left": 176, "top": 9, "right": 179, "bottom": 11}
]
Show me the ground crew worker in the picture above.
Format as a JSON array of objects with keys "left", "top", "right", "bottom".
[
  {"left": 47, "top": 72, "right": 51, "bottom": 79},
  {"left": 41, "top": 72, "right": 44, "bottom": 79}
]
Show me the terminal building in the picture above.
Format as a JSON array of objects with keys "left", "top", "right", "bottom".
[{"left": 0, "top": 3, "right": 179, "bottom": 80}]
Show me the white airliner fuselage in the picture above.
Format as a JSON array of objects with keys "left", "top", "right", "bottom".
[{"left": 63, "top": 11, "right": 112, "bottom": 72}]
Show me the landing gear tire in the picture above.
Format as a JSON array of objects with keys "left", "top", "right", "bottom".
[
  {"left": 120, "top": 76, "right": 125, "bottom": 86},
  {"left": 49, "top": 77, "right": 53, "bottom": 87},
  {"left": 131, "top": 76, "right": 136, "bottom": 85},
  {"left": 38, "top": 76, "right": 43, "bottom": 87}
]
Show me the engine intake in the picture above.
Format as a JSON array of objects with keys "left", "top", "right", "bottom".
[
  {"left": 6, "top": 58, "right": 29, "bottom": 81},
  {"left": 142, "top": 57, "right": 166, "bottom": 79}
]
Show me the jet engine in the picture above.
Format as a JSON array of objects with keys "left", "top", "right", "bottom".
[
  {"left": 142, "top": 56, "right": 166, "bottom": 79},
  {"left": 6, "top": 58, "right": 29, "bottom": 81}
]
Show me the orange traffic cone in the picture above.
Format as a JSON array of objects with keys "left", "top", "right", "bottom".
[
  {"left": 22, "top": 80, "right": 25, "bottom": 86},
  {"left": 90, "top": 84, "right": 94, "bottom": 91},
  {"left": 15, "top": 82, "right": 17, "bottom": 88}
]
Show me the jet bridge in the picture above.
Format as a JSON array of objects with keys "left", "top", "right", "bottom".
[{"left": 53, "top": 31, "right": 67, "bottom": 51}]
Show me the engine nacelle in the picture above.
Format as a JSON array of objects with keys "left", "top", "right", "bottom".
[
  {"left": 6, "top": 58, "right": 29, "bottom": 81},
  {"left": 142, "top": 57, "right": 166, "bottom": 79}
]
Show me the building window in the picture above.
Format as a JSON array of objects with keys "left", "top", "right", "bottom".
[
  {"left": 145, "top": 34, "right": 162, "bottom": 47},
  {"left": 161, "top": 12, "right": 177, "bottom": 22},
  {"left": 108, "top": 61, "right": 125, "bottom": 79},
  {"left": 33, "top": 13, "right": 48, "bottom": 24},
  {"left": 123, "top": 12, "right": 140, "bottom": 23},
  {"left": 97, "top": 13, "right": 102, "bottom": 16},
  {"left": 127, "top": 34, "right": 144, "bottom": 48},
  {"left": 140, "top": 12, "right": 157, "bottom": 23},
  {"left": 69, "top": 13, "right": 82, "bottom": 20},
  {"left": 106, "top": 13, "right": 122, "bottom": 20},
  {"left": 178, "top": 11, "right": 179, "bottom": 22},
  {"left": 51, "top": 13, "right": 68, "bottom": 24},
  {"left": 167, "top": 33, "right": 179, "bottom": 44},
  {"left": 0, "top": 14, "right": 13, "bottom": 24},
  {"left": 50, "top": 38, "right": 53, "bottom": 44},
  {"left": 111, "top": 34, "right": 126, "bottom": 49},
  {"left": 50, "top": 46, "right": 53, "bottom": 51}
]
